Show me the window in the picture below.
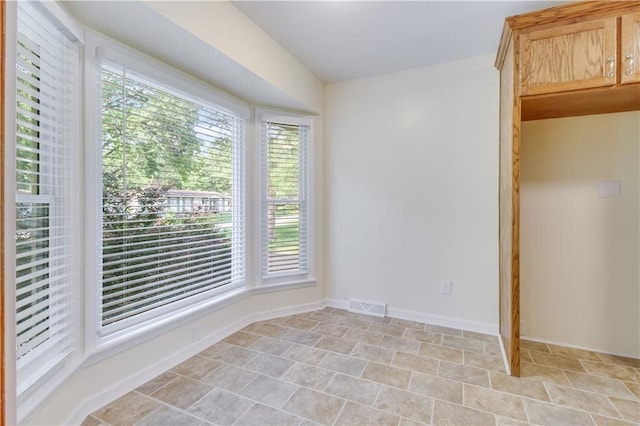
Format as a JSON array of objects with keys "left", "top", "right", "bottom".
[
  {"left": 260, "top": 116, "right": 311, "bottom": 281},
  {"left": 14, "top": 2, "right": 79, "bottom": 393},
  {"left": 99, "top": 57, "right": 246, "bottom": 332}
]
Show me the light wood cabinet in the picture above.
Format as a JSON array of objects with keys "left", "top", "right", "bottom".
[
  {"left": 521, "top": 18, "right": 617, "bottom": 95},
  {"left": 496, "top": 1, "right": 640, "bottom": 378},
  {"left": 621, "top": 13, "right": 640, "bottom": 83}
]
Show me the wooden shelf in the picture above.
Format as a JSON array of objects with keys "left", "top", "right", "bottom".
[{"left": 521, "top": 83, "right": 640, "bottom": 121}]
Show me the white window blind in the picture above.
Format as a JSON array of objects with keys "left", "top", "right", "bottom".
[
  {"left": 100, "top": 61, "right": 245, "bottom": 329},
  {"left": 261, "top": 120, "right": 309, "bottom": 277},
  {"left": 15, "top": 3, "right": 78, "bottom": 393}
]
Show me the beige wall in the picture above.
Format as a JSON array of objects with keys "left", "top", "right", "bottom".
[{"left": 521, "top": 112, "right": 640, "bottom": 358}]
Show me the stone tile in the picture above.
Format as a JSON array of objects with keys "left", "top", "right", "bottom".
[
  {"left": 80, "top": 416, "right": 105, "bottom": 426},
  {"left": 343, "top": 328, "right": 383, "bottom": 345},
  {"left": 315, "top": 336, "right": 356, "bottom": 354},
  {"left": 463, "top": 384, "right": 527, "bottom": 421},
  {"left": 308, "top": 312, "right": 341, "bottom": 324},
  {"left": 489, "top": 371, "right": 550, "bottom": 401},
  {"left": 244, "top": 353, "right": 294, "bottom": 378},
  {"left": 520, "top": 362, "right": 571, "bottom": 386},
  {"left": 598, "top": 354, "right": 640, "bottom": 369},
  {"left": 282, "top": 388, "right": 345, "bottom": 425},
  {"left": 438, "top": 361, "right": 489, "bottom": 387},
  {"left": 399, "top": 418, "right": 427, "bottom": 426},
  {"left": 136, "top": 371, "right": 178, "bottom": 395},
  {"left": 253, "top": 323, "right": 289, "bottom": 338},
  {"left": 547, "top": 344, "right": 602, "bottom": 362},
  {"left": 390, "top": 318, "right": 426, "bottom": 329},
  {"left": 187, "top": 388, "right": 253, "bottom": 425},
  {"left": 463, "top": 351, "right": 505, "bottom": 373},
  {"left": 351, "top": 343, "right": 395, "bottom": 364},
  {"left": 403, "top": 328, "right": 442, "bottom": 345},
  {"left": 565, "top": 371, "right": 637, "bottom": 400},
  {"left": 431, "top": 400, "right": 495, "bottom": 425},
  {"left": 235, "top": 403, "right": 301, "bottom": 426},
  {"left": 581, "top": 361, "right": 640, "bottom": 382},
  {"left": 282, "top": 362, "right": 335, "bottom": 390},
  {"left": 462, "top": 330, "right": 498, "bottom": 343},
  {"left": 591, "top": 414, "right": 637, "bottom": 426},
  {"left": 374, "top": 386, "right": 433, "bottom": 423},
  {"left": 495, "top": 416, "right": 529, "bottom": 426},
  {"left": 249, "top": 336, "right": 293, "bottom": 355},
  {"left": 409, "top": 372, "right": 463, "bottom": 404},
  {"left": 365, "top": 314, "right": 393, "bottom": 323},
  {"left": 282, "top": 344, "right": 329, "bottom": 365},
  {"left": 240, "top": 375, "right": 299, "bottom": 407},
  {"left": 319, "top": 353, "right": 368, "bottom": 376},
  {"left": 283, "top": 317, "right": 320, "bottom": 331},
  {"left": 522, "top": 399, "right": 594, "bottom": 425},
  {"left": 419, "top": 343, "right": 463, "bottom": 364},
  {"left": 379, "top": 335, "right": 420, "bottom": 354},
  {"left": 241, "top": 322, "right": 261, "bottom": 332},
  {"left": 201, "top": 364, "right": 257, "bottom": 392},
  {"left": 545, "top": 383, "right": 620, "bottom": 418},
  {"left": 625, "top": 381, "right": 640, "bottom": 400},
  {"left": 521, "top": 349, "right": 534, "bottom": 364},
  {"left": 93, "top": 392, "right": 160, "bottom": 426},
  {"left": 311, "top": 322, "right": 349, "bottom": 337},
  {"left": 521, "top": 339, "right": 550, "bottom": 353},
  {"left": 362, "top": 362, "right": 412, "bottom": 389},
  {"left": 609, "top": 397, "right": 640, "bottom": 423},
  {"left": 325, "top": 374, "right": 381, "bottom": 405},
  {"left": 198, "top": 341, "right": 233, "bottom": 358},
  {"left": 283, "top": 329, "right": 323, "bottom": 346},
  {"left": 150, "top": 376, "right": 212, "bottom": 410},
  {"left": 170, "top": 355, "right": 221, "bottom": 380},
  {"left": 368, "top": 322, "right": 406, "bottom": 337},
  {"left": 392, "top": 352, "right": 438, "bottom": 375},
  {"left": 441, "top": 335, "right": 484, "bottom": 354},
  {"left": 209, "top": 345, "right": 258, "bottom": 367},
  {"left": 529, "top": 351, "right": 587, "bottom": 372},
  {"left": 423, "top": 324, "right": 462, "bottom": 337},
  {"left": 338, "top": 317, "right": 372, "bottom": 330},
  {"left": 136, "top": 406, "right": 202, "bottom": 426},
  {"left": 335, "top": 401, "right": 400, "bottom": 426},
  {"left": 484, "top": 342, "right": 503, "bottom": 356},
  {"left": 332, "top": 309, "right": 360, "bottom": 318},
  {"left": 223, "top": 331, "right": 261, "bottom": 347}
]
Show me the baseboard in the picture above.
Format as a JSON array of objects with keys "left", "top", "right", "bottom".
[
  {"left": 64, "top": 299, "right": 323, "bottom": 425},
  {"left": 327, "top": 298, "right": 498, "bottom": 335},
  {"left": 522, "top": 335, "right": 640, "bottom": 359}
]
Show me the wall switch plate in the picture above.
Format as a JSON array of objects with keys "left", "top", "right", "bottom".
[
  {"left": 520, "top": 320, "right": 526, "bottom": 336},
  {"left": 598, "top": 180, "right": 621, "bottom": 198},
  {"left": 440, "top": 280, "right": 452, "bottom": 295}
]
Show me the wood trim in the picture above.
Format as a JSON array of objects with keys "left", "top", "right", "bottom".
[
  {"left": 495, "top": 21, "right": 513, "bottom": 69},
  {"left": 1, "top": 0, "right": 6, "bottom": 423},
  {"left": 505, "top": 1, "right": 640, "bottom": 31},
  {"left": 522, "top": 83, "right": 640, "bottom": 120}
]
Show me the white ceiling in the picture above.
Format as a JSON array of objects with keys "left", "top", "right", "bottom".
[{"left": 233, "top": 1, "right": 565, "bottom": 83}]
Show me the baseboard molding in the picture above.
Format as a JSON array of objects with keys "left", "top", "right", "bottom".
[
  {"left": 522, "top": 335, "right": 640, "bottom": 359},
  {"left": 328, "top": 298, "right": 498, "bottom": 335},
  {"left": 64, "top": 299, "right": 323, "bottom": 425}
]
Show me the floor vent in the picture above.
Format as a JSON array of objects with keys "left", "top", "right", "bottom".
[{"left": 347, "top": 300, "right": 386, "bottom": 317}]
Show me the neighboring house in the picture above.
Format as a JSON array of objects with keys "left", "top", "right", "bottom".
[{"left": 165, "top": 189, "right": 231, "bottom": 214}]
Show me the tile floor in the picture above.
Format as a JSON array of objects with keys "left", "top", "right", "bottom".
[{"left": 83, "top": 308, "right": 640, "bottom": 425}]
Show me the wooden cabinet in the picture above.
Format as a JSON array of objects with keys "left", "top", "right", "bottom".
[
  {"left": 621, "top": 13, "right": 640, "bottom": 83},
  {"left": 496, "top": 1, "right": 640, "bottom": 378},
  {"left": 521, "top": 18, "right": 617, "bottom": 95}
]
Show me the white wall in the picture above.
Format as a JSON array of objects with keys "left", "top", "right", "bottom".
[
  {"left": 521, "top": 112, "right": 640, "bottom": 358},
  {"left": 326, "top": 55, "right": 500, "bottom": 330}
]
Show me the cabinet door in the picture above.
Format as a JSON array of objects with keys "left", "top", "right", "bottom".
[
  {"left": 621, "top": 13, "right": 640, "bottom": 84},
  {"left": 520, "top": 18, "right": 617, "bottom": 95}
]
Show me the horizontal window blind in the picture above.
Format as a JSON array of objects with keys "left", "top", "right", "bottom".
[
  {"left": 261, "top": 121, "right": 309, "bottom": 277},
  {"left": 100, "top": 62, "right": 245, "bottom": 328},
  {"left": 15, "top": 3, "right": 78, "bottom": 393}
]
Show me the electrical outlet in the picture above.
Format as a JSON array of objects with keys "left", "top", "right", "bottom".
[{"left": 440, "top": 280, "right": 452, "bottom": 295}]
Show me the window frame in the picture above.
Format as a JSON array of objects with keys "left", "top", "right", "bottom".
[
  {"left": 84, "top": 31, "right": 251, "bottom": 348},
  {"left": 254, "top": 110, "right": 315, "bottom": 287}
]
